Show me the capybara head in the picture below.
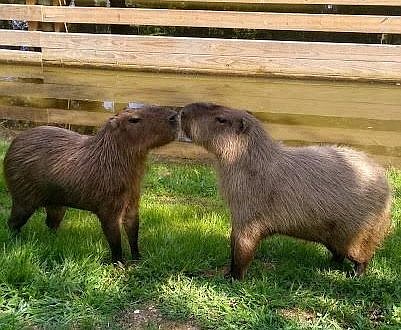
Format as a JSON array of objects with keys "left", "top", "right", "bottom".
[
  {"left": 108, "top": 105, "right": 178, "bottom": 150},
  {"left": 180, "top": 102, "right": 258, "bottom": 158}
]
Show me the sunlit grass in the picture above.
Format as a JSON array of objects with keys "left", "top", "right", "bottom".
[{"left": 0, "top": 140, "right": 400, "bottom": 329}]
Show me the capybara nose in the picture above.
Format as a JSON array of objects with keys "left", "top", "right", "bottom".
[{"left": 169, "top": 113, "right": 178, "bottom": 123}]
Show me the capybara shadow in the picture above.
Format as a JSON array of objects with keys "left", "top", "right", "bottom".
[
  {"left": 4, "top": 105, "right": 178, "bottom": 263},
  {"left": 180, "top": 102, "right": 392, "bottom": 280}
]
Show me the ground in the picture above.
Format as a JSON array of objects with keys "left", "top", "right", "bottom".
[{"left": 0, "top": 139, "right": 400, "bottom": 329}]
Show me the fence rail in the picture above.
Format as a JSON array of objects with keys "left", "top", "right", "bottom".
[
  {"left": 1, "top": 4, "right": 401, "bottom": 33},
  {"left": 1, "top": 29, "right": 401, "bottom": 80},
  {"left": 1, "top": 2, "right": 401, "bottom": 80},
  {"left": 142, "top": 0, "right": 401, "bottom": 5}
]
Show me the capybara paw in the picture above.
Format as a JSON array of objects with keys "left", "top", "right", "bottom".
[
  {"left": 113, "top": 260, "right": 126, "bottom": 269},
  {"left": 225, "top": 268, "right": 244, "bottom": 281},
  {"left": 353, "top": 261, "right": 368, "bottom": 277}
]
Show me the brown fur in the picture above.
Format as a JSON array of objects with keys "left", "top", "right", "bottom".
[
  {"left": 180, "top": 102, "right": 392, "bottom": 280},
  {"left": 4, "top": 106, "right": 178, "bottom": 262}
]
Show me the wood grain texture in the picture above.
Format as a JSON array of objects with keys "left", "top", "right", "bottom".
[
  {"left": 42, "top": 47, "right": 401, "bottom": 80},
  {"left": 141, "top": 0, "right": 401, "bottom": 5},
  {"left": 0, "top": 49, "right": 42, "bottom": 64},
  {"left": 1, "top": 5, "right": 401, "bottom": 33},
  {"left": 0, "top": 105, "right": 110, "bottom": 126},
  {"left": 3, "top": 30, "right": 401, "bottom": 62},
  {"left": 1, "top": 30, "right": 401, "bottom": 80}
]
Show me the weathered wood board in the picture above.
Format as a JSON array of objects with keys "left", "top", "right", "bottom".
[
  {"left": 1, "top": 30, "right": 401, "bottom": 81},
  {"left": 1, "top": 4, "right": 401, "bottom": 33}
]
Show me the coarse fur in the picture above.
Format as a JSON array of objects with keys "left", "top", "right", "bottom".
[
  {"left": 180, "top": 102, "right": 392, "bottom": 280},
  {"left": 4, "top": 106, "right": 178, "bottom": 262}
]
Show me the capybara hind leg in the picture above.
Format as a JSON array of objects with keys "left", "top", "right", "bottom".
[
  {"left": 45, "top": 206, "right": 66, "bottom": 231},
  {"left": 229, "top": 227, "right": 263, "bottom": 280},
  {"left": 123, "top": 206, "right": 140, "bottom": 260},
  {"left": 8, "top": 203, "right": 35, "bottom": 233},
  {"left": 98, "top": 211, "right": 123, "bottom": 263}
]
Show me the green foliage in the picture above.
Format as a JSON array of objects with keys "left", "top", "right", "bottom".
[{"left": 0, "top": 141, "right": 400, "bottom": 329}]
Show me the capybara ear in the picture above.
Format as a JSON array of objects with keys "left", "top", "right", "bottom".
[{"left": 237, "top": 117, "right": 250, "bottom": 134}]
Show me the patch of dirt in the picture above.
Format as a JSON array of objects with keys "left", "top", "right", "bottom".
[
  {"left": 279, "top": 308, "right": 316, "bottom": 323},
  {"left": 119, "top": 304, "right": 200, "bottom": 330}
]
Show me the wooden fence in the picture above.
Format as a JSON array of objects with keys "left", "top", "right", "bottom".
[
  {"left": 1, "top": 63, "right": 401, "bottom": 166},
  {"left": 0, "top": 1, "right": 401, "bottom": 80},
  {"left": 0, "top": 2, "right": 401, "bottom": 166}
]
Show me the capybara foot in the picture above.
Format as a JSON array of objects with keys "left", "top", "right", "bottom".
[
  {"left": 113, "top": 260, "right": 126, "bottom": 269},
  {"left": 229, "top": 265, "right": 246, "bottom": 280},
  {"left": 354, "top": 261, "right": 368, "bottom": 276},
  {"left": 45, "top": 206, "right": 66, "bottom": 231},
  {"left": 8, "top": 205, "right": 34, "bottom": 233}
]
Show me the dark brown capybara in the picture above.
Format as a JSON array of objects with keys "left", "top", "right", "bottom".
[
  {"left": 4, "top": 106, "right": 178, "bottom": 262},
  {"left": 180, "top": 102, "right": 391, "bottom": 280}
]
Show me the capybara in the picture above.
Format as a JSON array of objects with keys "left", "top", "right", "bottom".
[
  {"left": 4, "top": 106, "right": 178, "bottom": 262},
  {"left": 180, "top": 102, "right": 391, "bottom": 280}
]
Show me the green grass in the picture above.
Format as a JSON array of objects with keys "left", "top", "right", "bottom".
[{"left": 0, "top": 139, "right": 400, "bottom": 329}]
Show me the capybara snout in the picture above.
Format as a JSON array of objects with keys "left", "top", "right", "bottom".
[
  {"left": 4, "top": 105, "right": 177, "bottom": 263},
  {"left": 117, "top": 106, "right": 178, "bottom": 148},
  {"left": 180, "top": 102, "right": 392, "bottom": 280}
]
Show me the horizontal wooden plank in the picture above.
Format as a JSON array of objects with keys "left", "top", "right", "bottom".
[
  {"left": 0, "top": 64, "right": 44, "bottom": 79},
  {"left": 264, "top": 123, "right": 401, "bottom": 148},
  {"left": 2, "top": 105, "right": 401, "bottom": 168},
  {"left": 1, "top": 105, "right": 401, "bottom": 147},
  {"left": 42, "top": 47, "right": 401, "bottom": 81},
  {"left": 155, "top": 142, "right": 401, "bottom": 169},
  {"left": 39, "top": 66, "right": 401, "bottom": 107},
  {"left": 1, "top": 5, "right": 401, "bottom": 33},
  {"left": 0, "top": 105, "right": 111, "bottom": 126},
  {"left": 1, "top": 68, "right": 401, "bottom": 122},
  {"left": 1, "top": 31, "right": 401, "bottom": 80},
  {"left": 0, "top": 49, "right": 42, "bottom": 64},
  {"left": 3, "top": 30, "right": 401, "bottom": 63},
  {"left": 144, "top": 0, "right": 401, "bottom": 6}
]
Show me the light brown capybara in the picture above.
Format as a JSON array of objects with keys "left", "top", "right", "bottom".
[
  {"left": 180, "top": 102, "right": 391, "bottom": 280},
  {"left": 4, "top": 106, "right": 178, "bottom": 262}
]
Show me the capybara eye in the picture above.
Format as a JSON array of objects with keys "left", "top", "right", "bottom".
[
  {"left": 128, "top": 117, "right": 141, "bottom": 124},
  {"left": 216, "top": 117, "right": 227, "bottom": 124}
]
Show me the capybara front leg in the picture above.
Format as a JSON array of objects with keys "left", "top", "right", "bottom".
[
  {"left": 353, "top": 261, "right": 368, "bottom": 276},
  {"left": 98, "top": 212, "right": 123, "bottom": 263},
  {"left": 8, "top": 202, "right": 35, "bottom": 233},
  {"left": 123, "top": 206, "right": 140, "bottom": 260},
  {"left": 229, "top": 227, "right": 262, "bottom": 280},
  {"left": 45, "top": 206, "right": 67, "bottom": 231}
]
